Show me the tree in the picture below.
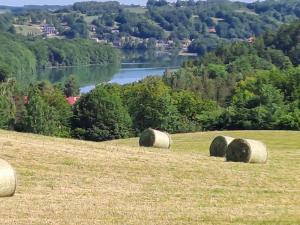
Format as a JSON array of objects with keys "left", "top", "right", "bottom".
[
  {"left": 124, "top": 77, "right": 181, "bottom": 133},
  {"left": 0, "top": 80, "right": 16, "bottom": 129},
  {"left": 64, "top": 75, "right": 80, "bottom": 97},
  {"left": 42, "top": 86, "right": 73, "bottom": 137},
  {"left": 0, "top": 65, "right": 10, "bottom": 82},
  {"left": 223, "top": 77, "right": 286, "bottom": 130},
  {"left": 172, "top": 90, "right": 221, "bottom": 131},
  {"left": 72, "top": 85, "right": 133, "bottom": 141},
  {"left": 23, "top": 87, "right": 60, "bottom": 136}
]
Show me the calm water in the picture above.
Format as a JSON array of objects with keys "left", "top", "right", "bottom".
[{"left": 36, "top": 50, "right": 195, "bottom": 93}]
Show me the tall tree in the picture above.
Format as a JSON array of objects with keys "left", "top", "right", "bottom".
[
  {"left": 72, "top": 85, "right": 133, "bottom": 141},
  {"left": 64, "top": 75, "right": 80, "bottom": 97},
  {"left": 23, "top": 87, "right": 61, "bottom": 136}
]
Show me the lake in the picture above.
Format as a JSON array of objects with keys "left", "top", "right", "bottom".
[{"left": 36, "top": 50, "right": 195, "bottom": 93}]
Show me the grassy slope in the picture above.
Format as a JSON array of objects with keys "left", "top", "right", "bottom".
[
  {"left": 14, "top": 24, "right": 42, "bottom": 36},
  {"left": 124, "top": 7, "right": 148, "bottom": 14},
  {"left": 0, "top": 130, "right": 299, "bottom": 225}
]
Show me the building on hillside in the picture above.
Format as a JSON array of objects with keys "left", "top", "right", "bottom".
[
  {"left": 111, "top": 29, "right": 120, "bottom": 34},
  {"left": 91, "top": 37, "right": 100, "bottom": 43},
  {"left": 66, "top": 96, "right": 80, "bottom": 106},
  {"left": 89, "top": 25, "right": 97, "bottom": 32},
  {"left": 181, "top": 39, "right": 192, "bottom": 51},
  {"left": 208, "top": 27, "right": 217, "bottom": 33},
  {"left": 247, "top": 36, "right": 256, "bottom": 44},
  {"left": 156, "top": 40, "right": 169, "bottom": 49},
  {"left": 41, "top": 24, "right": 57, "bottom": 36}
]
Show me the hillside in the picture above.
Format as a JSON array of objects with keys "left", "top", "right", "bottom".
[
  {"left": 0, "top": 130, "right": 299, "bottom": 224},
  {"left": 0, "top": 31, "right": 119, "bottom": 83},
  {"left": 2, "top": 0, "right": 299, "bottom": 53}
]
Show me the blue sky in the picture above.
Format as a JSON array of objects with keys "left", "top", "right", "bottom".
[{"left": 2, "top": 0, "right": 256, "bottom": 7}]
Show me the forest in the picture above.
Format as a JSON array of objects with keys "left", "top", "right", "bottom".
[
  {"left": 0, "top": 21, "right": 299, "bottom": 141},
  {"left": 0, "top": 31, "right": 119, "bottom": 78}
]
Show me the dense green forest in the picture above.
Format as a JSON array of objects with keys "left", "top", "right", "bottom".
[
  {"left": 163, "top": 20, "right": 300, "bottom": 131},
  {"left": 0, "top": 31, "right": 119, "bottom": 79},
  {"left": 0, "top": 21, "right": 299, "bottom": 140},
  {"left": 1, "top": 0, "right": 300, "bottom": 54}
]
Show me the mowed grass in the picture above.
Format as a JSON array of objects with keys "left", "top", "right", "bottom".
[
  {"left": 14, "top": 24, "right": 42, "bottom": 36},
  {"left": 124, "top": 7, "right": 148, "bottom": 14},
  {"left": 0, "top": 130, "right": 299, "bottom": 225}
]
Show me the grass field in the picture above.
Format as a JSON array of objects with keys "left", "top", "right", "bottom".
[
  {"left": 234, "top": 9, "right": 259, "bottom": 16},
  {"left": 84, "top": 15, "right": 99, "bottom": 24},
  {"left": 124, "top": 7, "right": 148, "bottom": 14},
  {"left": 0, "top": 130, "right": 299, "bottom": 225},
  {"left": 14, "top": 24, "right": 42, "bottom": 36}
]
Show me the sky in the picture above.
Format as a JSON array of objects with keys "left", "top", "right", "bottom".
[{"left": 1, "top": 0, "right": 256, "bottom": 7}]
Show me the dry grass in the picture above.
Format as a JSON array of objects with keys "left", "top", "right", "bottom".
[
  {"left": 0, "top": 130, "right": 299, "bottom": 225},
  {"left": 14, "top": 24, "right": 42, "bottom": 36}
]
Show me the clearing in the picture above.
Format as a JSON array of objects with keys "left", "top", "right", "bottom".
[
  {"left": 0, "top": 130, "right": 299, "bottom": 225},
  {"left": 14, "top": 24, "right": 42, "bottom": 36}
]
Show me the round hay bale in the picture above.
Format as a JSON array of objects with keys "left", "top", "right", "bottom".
[
  {"left": 0, "top": 159, "right": 17, "bottom": 197},
  {"left": 209, "top": 136, "right": 234, "bottom": 157},
  {"left": 226, "top": 139, "right": 268, "bottom": 163},
  {"left": 139, "top": 128, "right": 172, "bottom": 149}
]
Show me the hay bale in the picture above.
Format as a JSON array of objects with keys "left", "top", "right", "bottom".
[
  {"left": 139, "top": 128, "right": 172, "bottom": 149},
  {"left": 226, "top": 139, "right": 268, "bottom": 163},
  {"left": 209, "top": 136, "right": 234, "bottom": 157},
  {"left": 0, "top": 159, "right": 17, "bottom": 197}
]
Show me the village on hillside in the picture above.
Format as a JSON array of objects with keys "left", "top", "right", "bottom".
[{"left": 11, "top": 3, "right": 256, "bottom": 57}]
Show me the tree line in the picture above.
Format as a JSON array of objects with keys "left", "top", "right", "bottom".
[{"left": 0, "top": 31, "right": 119, "bottom": 79}]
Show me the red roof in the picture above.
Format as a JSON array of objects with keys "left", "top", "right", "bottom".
[
  {"left": 66, "top": 96, "right": 80, "bottom": 105},
  {"left": 24, "top": 96, "right": 29, "bottom": 104},
  {"left": 208, "top": 28, "right": 216, "bottom": 33}
]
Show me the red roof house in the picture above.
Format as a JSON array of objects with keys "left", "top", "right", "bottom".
[{"left": 66, "top": 96, "right": 80, "bottom": 106}]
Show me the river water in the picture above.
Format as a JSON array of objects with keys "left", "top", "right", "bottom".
[{"left": 36, "top": 50, "right": 194, "bottom": 93}]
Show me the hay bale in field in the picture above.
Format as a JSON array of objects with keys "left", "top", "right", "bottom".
[
  {"left": 209, "top": 136, "right": 234, "bottom": 157},
  {"left": 0, "top": 159, "right": 17, "bottom": 197},
  {"left": 139, "top": 128, "right": 172, "bottom": 149},
  {"left": 226, "top": 139, "right": 268, "bottom": 163}
]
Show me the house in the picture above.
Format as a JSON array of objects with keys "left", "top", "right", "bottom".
[
  {"left": 208, "top": 27, "right": 217, "bottom": 33},
  {"left": 181, "top": 39, "right": 192, "bottom": 51},
  {"left": 66, "top": 96, "right": 80, "bottom": 106},
  {"left": 111, "top": 29, "right": 119, "bottom": 34},
  {"left": 13, "top": 96, "right": 29, "bottom": 104},
  {"left": 247, "top": 36, "right": 255, "bottom": 44},
  {"left": 89, "top": 25, "right": 97, "bottom": 32},
  {"left": 156, "top": 40, "right": 169, "bottom": 49},
  {"left": 14, "top": 95, "right": 80, "bottom": 106},
  {"left": 41, "top": 24, "right": 57, "bottom": 36},
  {"left": 91, "top": 37, "right": 100, "bottom": 43}
]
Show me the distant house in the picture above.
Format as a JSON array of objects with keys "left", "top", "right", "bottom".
[
  {"left": 14, "top": 95, "right": 79, "bottom": 106},
  {"left": 208, "top": 27, "right": 217, "bottom": 33},
  {"left": 90, "top": 25, "right": 97, "bottom": 32},
  {"left": 247, "top": 36, "right": 255, "bottom": 44},
  {"left": 66, "top": 96, "right": 80, "bottom": 106},
  {"left": 113, "top": 40, "right": 122, "bottom": 47},
  {"left": 13, "top": 96, "right": 29, "bottom": 104},
  {"left": 91, "top": 37, "right": 100, "bottom": 43},
  {"left": 111, "top": 29, "right": 119, "bottom": 34},
  {"left": 24, "top": 96, "right": 29, "bottom": 104},
  {"left": 181, "top": 39, "right": 192, "bottom": 50},
  {"left": 156, "top": 40, "right": 169, "bottom": 49},
  {"left": 41, "top": 24, "right": 57, "bottom": 36}
]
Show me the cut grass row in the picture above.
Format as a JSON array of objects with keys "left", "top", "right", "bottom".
[{"left": 0, "top": 130, "right": 299, "bottom": 224}]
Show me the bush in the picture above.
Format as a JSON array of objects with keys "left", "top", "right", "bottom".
[{"left": 72, "top": 85, "right": 133, "bottom": 141}]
